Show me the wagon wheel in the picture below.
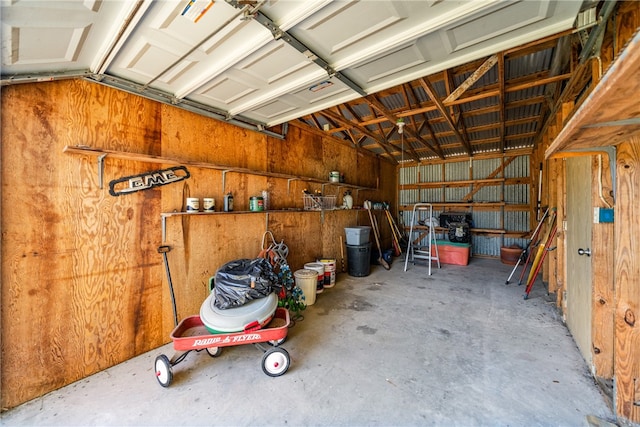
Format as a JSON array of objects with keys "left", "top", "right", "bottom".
[
  {"left": 268, "top": 337, "right": 286, "bottom": 346},
  {"left": 206, "top": 347, "right": 222, "bottom": 357},
  {"left": 261, "top": 347, "right": 290, "bottom": 377},
  {"left": 154, "top": 354, "right": 173, "bottom": 387}
]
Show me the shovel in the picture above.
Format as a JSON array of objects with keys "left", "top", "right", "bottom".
[{"left": 365, "top": 201, "right": 390, "bottom": 270}]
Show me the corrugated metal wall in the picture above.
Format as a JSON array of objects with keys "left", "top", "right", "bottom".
[{"left": 399, "top": 155, "right": 531, "bottom": 258}]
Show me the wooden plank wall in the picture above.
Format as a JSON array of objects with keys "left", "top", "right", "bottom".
[
  {"left": 614, "top": 138, "right": 640, "bottom": 423},
  {"left": 0, "top": 79, "right": 395, "bottom": 409},
  {"left": 534, "top": 2, "right": 639, "bottom": 423}
]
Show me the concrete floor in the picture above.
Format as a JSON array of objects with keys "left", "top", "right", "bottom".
[{"left": 2, "top": 257, "right": 615, "bottom": 426}]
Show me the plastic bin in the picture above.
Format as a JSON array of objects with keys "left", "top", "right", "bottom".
[
  {"left": 346, "top": 242, "right": 371, "bottom": 276},
  {"left": 345, "top": 226, "right": 371, "bottom": 245},
  {"left": 430, "top": 240, "right": 471, "bottom": 265}
]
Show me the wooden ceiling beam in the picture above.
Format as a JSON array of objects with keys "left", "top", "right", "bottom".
[
  {"left": 403, "top": 82, "right": 445, "bottom": 157},
  {"left": 331, "top": 100, "right": 545, "bottom": 137},
  {"left": 498, "top": 52, "right": 506, "bottom": 153},
  {"left": 365, "top": 94, "right": 444, "bottom": 159},
  {"left": 419, "top": 77, "right": 473, "bottom": 156},
  {"left": 442, "top": 73, "right": 571, "bottom": 107},
  {"left": 444, "top": 54, "right": 498, "bottom": 104},
  {"left": 504, "top": 28, "right": 573, "bottom": 56},
  {"left": 367, "top": 131, "right": 397, "bottom": 162},
  {"left": 422, "top": 132, "right": 537, "bottom": 155},
  {"left": 319, "top": 109, "right": 418, "bottom": 162},
  {"left": 330, "top": 89, "right": 551, "bottom": 132},
  {"left": 445, "top": 69, "right": 473, "bottom": 156}
]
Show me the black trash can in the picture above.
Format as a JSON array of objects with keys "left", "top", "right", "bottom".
[{"left": 346, "top": 242, "right": 371, "bottom": 277}]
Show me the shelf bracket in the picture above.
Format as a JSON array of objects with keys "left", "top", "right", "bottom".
[
  {"left": 287, "top": 178, "right": 298, "bottom": 195},
  {"left": 97, "top": 154, "right": 108, "bottom": 189}
]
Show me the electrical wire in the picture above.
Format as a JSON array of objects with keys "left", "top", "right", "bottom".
[{"left": 598, "top": 154, "right": 612, "bottom": 208}]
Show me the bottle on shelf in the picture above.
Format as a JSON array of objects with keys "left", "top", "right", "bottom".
[{"left": 224, "top": 192, "right": 234, "bottom": 212}]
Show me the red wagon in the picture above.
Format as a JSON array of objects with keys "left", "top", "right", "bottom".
[{"left": 154, "top": 307, "right": 291, "bottom": 387}]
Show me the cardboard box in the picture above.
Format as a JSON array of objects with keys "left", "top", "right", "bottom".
[{"left": 431, "top": 240, "right": 471, "bottom": 265}]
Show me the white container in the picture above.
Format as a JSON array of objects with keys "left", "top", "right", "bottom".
[
  {"left": 343, "top": 192, "right": 353, "bottom": 209},
  {"left": 345, "top": 226, "right": 371, "bottom": 245},
  {"left": 329, "top": 171, "right": 340, "bottom": 183},
  {"left": 294, "top": 269, "right": 318, "bottom": 305},
  {"left": 318, "top": 258, "right": 336, "bottom": 288},
  {"left": 203, "top": 198, "right": 215, "bottom": 212},
  {"left": 304, "top": 262, "right": 325, "bottom": 294},
  {"left": 200, "top": 292, "right": 277, "bottom": 334},
  {"left": 186, "top": 197, "right": 200, "bottom": 213}
]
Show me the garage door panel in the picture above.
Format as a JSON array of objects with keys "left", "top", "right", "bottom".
[
  {"left": 239, "top": 78, "right": 355, "bottom": 123},
  {"left": 443, "top": 1, "right": 551, "bottom": 52},
  {"left": 347, "top": 41, "right": 431, "bottom": 86}
]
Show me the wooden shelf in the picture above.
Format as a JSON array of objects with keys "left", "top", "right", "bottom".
[
  {"left": 63, "top": 145, "right": 377, "bottom": 192},
  {"left": 400, "top": 177, "right": 529, "bottom": 191},
  {"left": 400, "top": 202, "right": 506, "bottom": 209},
  {"left": 403, "top": 225, "right": 531, "bottom": 237},
  {"left": 400, "top": 203, "right": 529, "bottom": 210},
  {"left": 159, "top": 208, "right": 357, "bottom": 241}
]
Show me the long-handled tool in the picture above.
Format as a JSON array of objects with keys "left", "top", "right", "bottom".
[
  {"left": 383, "top": 208, "right": 402, "bottom": 256},
  {"left": 505, "top": 206, "right": 550, "bottom": 284},
  {"left": 365, "top": 201, "right": 390, "bottom": 270},
  {"left": 524, "top": 222, "right": 557, "bottom": 299},
  {"left": 516, "top": 208, "right": 555, "bottom": 286},
  {"left": 523, "top": 211, "right": 557, "bottom": 299},
  {"left": 385, "top": 207, "right": 408, "bottom": 249},
  {"left": 158, "top": 245, "right": 179, "bottom": 327},
  {"left": 339, "top": 235, "right": 346, "bottom": 273}
]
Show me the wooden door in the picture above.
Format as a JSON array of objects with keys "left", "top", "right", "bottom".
[{"left": 565, "top": 156, "right": 593, "bottom": 367}]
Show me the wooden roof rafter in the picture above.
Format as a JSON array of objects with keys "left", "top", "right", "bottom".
[
  {"left": 365, "top": 93, "right": 444, "bottom": 160},
  {"left": 292, "top": 28, "right": 582, "bottom": 163},
  {"left": 319, "top": 108, "right": 415, "bottom": 162},
  {"left": 419, "top": 77, "right": 473, "bottom": 156},
  {"left": 444, "top": 69, "right": 474, "bottom": 155},
  {"left": 444, "top": 54, "right": 498, "bottom": 105},
  {"left": 401, "top": 82, "right": 444, "bottom": 158}
]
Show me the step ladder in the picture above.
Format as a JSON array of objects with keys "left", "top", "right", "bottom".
[{"left": 403, "top": 203, "right": 440, "bottom": 275}]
